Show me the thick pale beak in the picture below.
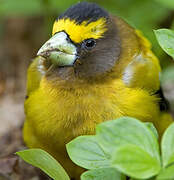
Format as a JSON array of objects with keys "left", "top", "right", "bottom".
[{"left": 37, "top": 31, "right": 78, "bottom": 66}]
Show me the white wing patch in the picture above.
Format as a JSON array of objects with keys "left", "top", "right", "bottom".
[
  {"left": 122, "top": 53, "right": 146, "bottom": 85},
  {"left": 122, "top": 63, "right": 134, "bottom": 85}
]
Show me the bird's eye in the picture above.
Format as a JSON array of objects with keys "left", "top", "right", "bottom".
[{"left": 83, "top": 39, "right": 96, "bottom": 50}]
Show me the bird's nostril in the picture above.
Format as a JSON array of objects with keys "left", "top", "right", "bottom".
[{"left": 38, "top": 51, "right": 50, "bottom": 58}]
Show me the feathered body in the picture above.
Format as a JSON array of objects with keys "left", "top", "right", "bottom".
[{"left": 23, "top": 2, "right": 173, "bottom": 179}]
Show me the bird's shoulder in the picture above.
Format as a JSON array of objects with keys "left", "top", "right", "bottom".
[
  {"left": 122, "top": 29, "right": 161, "bottom": 92},
  {"left": 25, "top": 56, "right": 43, "bottom": 99}
]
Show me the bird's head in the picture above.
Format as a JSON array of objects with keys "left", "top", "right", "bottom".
[{"left": 37, "top": 2, "right": 137, "bottom": 82}]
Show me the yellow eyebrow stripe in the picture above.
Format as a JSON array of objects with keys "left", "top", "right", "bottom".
[{"left": 52, "top": 18, "right": 107, "bottom": 43}]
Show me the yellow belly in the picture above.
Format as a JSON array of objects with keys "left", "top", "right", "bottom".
[{"left": 23, "top": 77, "right": 160, "bottom": 178}]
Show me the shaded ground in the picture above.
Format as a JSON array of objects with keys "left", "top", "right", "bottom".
[
  {"left": 0, "top": 17, "right": 50, "bottom": 180},
  {"left": 0, "top": 123, "right": 51, "bottom": 180}
]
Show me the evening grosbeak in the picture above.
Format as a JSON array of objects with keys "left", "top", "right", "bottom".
[{"left": 23, "top": 2, "right": 173, "bottom": 179}]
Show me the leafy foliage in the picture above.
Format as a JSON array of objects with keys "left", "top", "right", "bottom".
[
  {"left": 81, "top": 168, "right": 123, "bottom": 180},
  {"left": 155, "top": 28, "right": 174, "bottom": 112},
  {"left": 156, "top": 165, "right": 174, "bottom": 179},
  {"left": 66, "top": 136, "right": 111, "bottom": 169},
  {"left": 96, "top": 117, "right": 160, "bottom": 160},
  {"left": 154, "top": 29, "right": 174, "bottom": 59},
  {"left": 17, "top": 117, "right": 174, "bottom": 180},
  {"left": 67, "top": 117, "right": 174, "bottom": 179},
  {"left": 145, "top": 122, "right": 159, "bottom": 139},
  {"left": 161, "top": 123, "right": 174, "bottom": 167},
  {"left": 16, "top": 149, "right": 70, "bottom": 180},
  {"left": 112, "top": 144, "right": 161, "bottom": 179}
]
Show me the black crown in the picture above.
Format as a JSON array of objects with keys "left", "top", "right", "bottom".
[{"left": 58, "top": 2, "right": 109, "bottom": 24}]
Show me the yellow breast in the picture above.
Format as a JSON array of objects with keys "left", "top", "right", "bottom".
[{"left": 24, "top": 76, "right": 160, "bottom": 149}]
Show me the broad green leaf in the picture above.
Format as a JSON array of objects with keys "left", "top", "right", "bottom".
[
  {"left": 66, "top": 136, "right": 110, "bottom": 169},
  {"left": 161, "top": 122, "right": 174, "bottom": 167},
  {"left": 145, "top": 122, "right": 159, "bottom": 140},
  {"left": 96, "top": 117, "right": 160, "bottom": 162},
  {"left": 112, "top": 144, "right": 161, "bottom": 179},
  {"left": 154, "top": 29, "right": 174, "bottom": 59},
  {"left": 81, "top": 168, "right": 123, "bottom": 180},
  {"left": 156, "top": 164, "right": 174, "bottom": 180},
  {"left": 16, "top": 149, "right": 70, "bottom": 180}
]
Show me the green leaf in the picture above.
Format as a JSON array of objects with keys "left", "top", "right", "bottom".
[
  {"left": 145, "top": 122, "right": 159, "bottom": 140},
  {"left": 96, "top": 117, "right": 160, "bottom": 162},
  {"left": 16, "top": 149, "right": 70, "bottom": 180},
  {"left": 66, "top": 136, "right": 110, "bottom": 169},
  {"left": 112, "top": 144, "right": 161, "bottom": 179},
  {"left": 156, "top": 164, "right": 174, "bottom": 180},
  {"left": 154, "top": 29, "right": 174, "bottom": 59},
  {"left": 81, "top": 168, "right": 123, "bottom": 180},
  {"left": 161, "top": 122, "right": 174, "bottom": 167}
]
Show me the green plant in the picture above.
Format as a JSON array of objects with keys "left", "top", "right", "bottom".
[
  {"left": 16, "top": 149, "right": 70, "bottom": 180},
  {"left": 17, "top": 117, "right": 174, "bottom": 180},
  {"left": 154, "top": 29, "right": 174, "bottom": 59},
  {"left": 154, "top": 28, "right": 174, "bottom": 112}
]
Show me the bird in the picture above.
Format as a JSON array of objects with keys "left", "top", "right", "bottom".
[{"left": 23, "top": 2, "right": 173, "bottom": 179}]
